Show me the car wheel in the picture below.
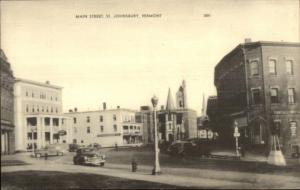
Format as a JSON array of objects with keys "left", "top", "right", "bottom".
[{"left": 36, "top": 153, "right": 41, "bottom": 158}]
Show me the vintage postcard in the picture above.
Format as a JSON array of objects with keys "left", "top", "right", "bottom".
[{"left": 1, "top": 0, "right": 300, "bottom": 189}]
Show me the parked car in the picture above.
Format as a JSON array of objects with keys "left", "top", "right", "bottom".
[
  {"left": 34, "top": 144, "right": 64, "bottom": 157},
  {"left": 87, "top": 143, "right": 102, "bottom": 150},
  {"left": 166, "top": 141, "right": 198, "bottom": 156},
  {"left": 69, "top": 144, "right": 84, "bottom": 152},
  {"left": 73, "top": 148, "right": 105, "bottom": 166}
]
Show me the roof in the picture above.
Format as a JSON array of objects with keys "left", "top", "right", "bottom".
[
  {"left": 166, "top": 88, "right": 175, "bottom": 110},
  {"left": 64, "top": 108, "right": 139, "bottom": 114},
  {"left": 217, "top": 41, "right": 300, "bottom": 69},
  {"left": 15, "top": 78, "right": 63, "bottom": 90}
]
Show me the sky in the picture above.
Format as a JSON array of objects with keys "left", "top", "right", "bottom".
[{"left": 1, "top": 0, "right": 299, "bottom": 114}]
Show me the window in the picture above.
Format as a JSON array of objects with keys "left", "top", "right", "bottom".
[
  {"left": 100, "top": 125, "right": 104, "bottom": 132},
  {"left": 288, "top": 88, "right": 295, "bottom": 104},
  {"left": 51, "top": 107, "right": 53, "bottom": 113},
  {"left": 53, "top": 118, "right": 59, "bottom": 126},
  {"left": 270, "top": 88, "right": 279, "bottom": 104},
  {"left": 56, "top": 108, "right": 58, "bottom": 113},
  {"left": 252, "top": 89, "right": 261, "bottom": 104},
  {"left": 37, "top": 107, "right": 40, "bottom": 112},
  {"left": 32, "top": 92, "right": 34, "bottom": 98},
  {"left": 74, "top": 127, "right": 77, "bottom": 133},
  {"left": 113, "top": 124, "right": 117, "bottom": 132},
  {"left": 51, "top": 96, "right": 53, "bottom": 101},
  {"left": 113, "top": 114, "right": 117, "bottom": 121},
  {"left": 289, "top": 121, "right": 297, "bottom": 137},
  {"left": 32, "top": 107, "right": 35, "bottom": 113},
  {"left": 269, "top": 59, "right": 277, "bottom": 74},
  {"left": 130, "top": 126, "right": 133, "bottom": 130},
  {"left": 26, "top": 106, "right": 29, "bottom": 113},
  {"left": 100, "top": 115, "right": 103, "bottom": 122},
  {"left": 87, "top": 127, "right": 90, "bottom": 133},
  {"left": 250, "top": 60, "right": 259, "bottom": 76},
  {"left": 73, "top": 117, "right": 77, "bottom": 124},
  {"left": 286, "top": 60, "right": 294, "bottom": 75},
  {"left": 55, "top": 97, "right": 58, "bottom": 101},
  {"left": 87, "top": 116, "right": 90, "bottom": 123},
  {"left": 42, "top": 107, "right": 44, "bottom": 112},
  {"left": 46, "top": 107, "right": 49, "bottom": 113},
  {"left": 26, "top": 91, "right": 28, "bottom": 97},
  {"left": 81, "top": 140, "right": 84, "bottom": 143},
  {"left": 45, "top": 118, "right": 50, "bottom": 126}
]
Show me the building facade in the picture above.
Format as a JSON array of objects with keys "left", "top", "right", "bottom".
[
  {"left": 157, "top": 81, "right": 197, "bottom": 142},
  {"left": 14, "top": 79, "right": 72, "bottom": 151},
  {"left": 135, "top": 106, "right": 154, "bottom": 144},
  {"left": 214, "top": 41, "right": 300, "bottom": 156},
  {"left": 65, "top": 104, "right": 143, "bottom": 147},
  {"left": 1, "top": 49, "right": 15, "bottom": 154}
]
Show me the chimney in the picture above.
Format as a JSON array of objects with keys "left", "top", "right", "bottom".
[
  {"left": 74, "top": 107, "right": 77, "bottom": 112},
  {"left": 46, "top": 81, "right": 50, "bottom": 84},
  {"left": 69, "top": 109, "right": 73, "bottom": 113},
  {"left": 103, "top": 102, "right": 106, "bottom": 110},
  {"left": 244, "top": 38, "right": 251, "bottom": 43},
  {"left": 117, "top": 106, "right": 120, "bottom": 109}
]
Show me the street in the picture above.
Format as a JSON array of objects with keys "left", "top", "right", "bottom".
[{"left": 2, "top": 147, "right": 300, "bottom": 189}]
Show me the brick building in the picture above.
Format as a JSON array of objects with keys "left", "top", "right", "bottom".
[
  {"left": 1, "top": 49, "right": 15, "bottom": 154},
  {"left": 135, "top": 106, "right": 154, "bottom": 144},
  {"left": 214, "top": 40, "right": 300, "bottom": 156}
]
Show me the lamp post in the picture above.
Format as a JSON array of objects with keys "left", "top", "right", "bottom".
[{"left": 151, "top": 95, "right": 161, "bottom": 175}]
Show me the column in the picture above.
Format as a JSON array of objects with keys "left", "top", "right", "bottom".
[
  {"left": 41, "top": 117, "right": 45, "bottom": 148},
  {"left": 1, "top": 132, "right": 5, "bottom": 154},
  {"left": 50, "top": 117, "right": 53, "bottom": 144},
  {"left": 36, "top": 116, "right": 42, "bottom": 149},
  {"left": 5, "top": 132, "right": 8, "bottom": 154}
]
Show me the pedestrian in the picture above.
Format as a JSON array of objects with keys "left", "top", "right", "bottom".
[
  {"left": 131, "top": 158, "right": 138, "bottom": 172},
  {"left": 115, "top": 143, "right": 118, "bottom": 151}
]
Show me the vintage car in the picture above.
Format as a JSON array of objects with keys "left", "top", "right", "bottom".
[
  {"left": 69, "top": 143, "right": 85, "bottom": 152},
  {"left": 73, "top": 148, "right": 106, "bottom": 166},
  {"left": 87, "top": 143, "right": 102, "bottom": 150},
  {"left": 34, "top": 144, "right": 64, "bottom": 157},
  {"left": 166, "top": 140, "right": 199, "bottom": 156}
]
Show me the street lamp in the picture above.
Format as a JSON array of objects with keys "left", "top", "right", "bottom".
[{"left": 151, "top": 95, "right": 161, "bottom": 175}]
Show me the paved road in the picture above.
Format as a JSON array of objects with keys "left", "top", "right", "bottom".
[{"left": 2, "top": 151, "right": 300, "bottom": 189}]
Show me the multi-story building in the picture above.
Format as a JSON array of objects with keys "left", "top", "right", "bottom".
[
  {"left": 14, "top": 78, "right": 72, "bottom": 151},
  {"left": 214, "top": 40, "right": 300, "bottom": 156},
  {"left": 64, "top": 104, "right": 143, "bottom": 147},
  {"left": 1, "top": 49, "right": 15, "bottom": 154},
  {"left": 135, "top": 106, "right": 154, "bottom": 144},
  {"left": 156, "top": 81, "right": 197, "bottom": 142}
]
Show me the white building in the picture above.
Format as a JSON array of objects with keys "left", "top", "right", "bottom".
[
  {"left": 14, "top": 78, "right": 72, "bottom": 151},
  {"left": 64, "top": 104, "right": 143, "bottom": 147}
]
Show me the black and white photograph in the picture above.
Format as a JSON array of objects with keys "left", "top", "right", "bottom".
[{"left": 1, "top": 0, "right": 300, "bottom": 189}]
